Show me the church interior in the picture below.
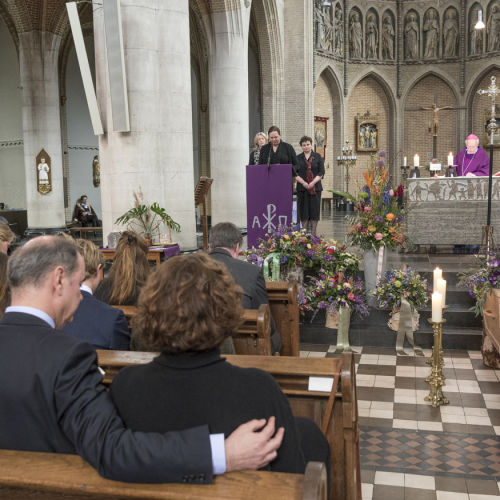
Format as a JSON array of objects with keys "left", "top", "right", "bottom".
[{"left": 2, "top": 0, "right": 500, "bottom": 498}]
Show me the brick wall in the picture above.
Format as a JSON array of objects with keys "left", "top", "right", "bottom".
[
  {"left": 404, "top": 75, "right": 458, "bottom": 167},
  {"left": 347, "top": 76, "right": 389, "bottom": 196}
]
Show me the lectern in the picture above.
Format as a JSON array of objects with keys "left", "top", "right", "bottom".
[{"left": 246, "top": 164, "right": 293, "bottom": 249}]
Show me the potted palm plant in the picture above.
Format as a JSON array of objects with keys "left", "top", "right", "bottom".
[{"left": 115, "top": 194, "right": 180, "bottom": 246}]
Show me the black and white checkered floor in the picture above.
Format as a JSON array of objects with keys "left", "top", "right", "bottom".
[{"left": 301, "top": 345, "right": 500, "bottom": 499}]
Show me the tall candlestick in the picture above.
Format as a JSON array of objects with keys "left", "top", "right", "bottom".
[
  {"left": 447, "top": 152, "right": 454, "bottom": 166},
  {"left": 403, "top": 156, "right": 407, "bottom": 166},
  {"left": 432, "top": 292, "right": 442, "bottom": 322},
  {"left": 414, "top": 154, "right": 419, "bottom": 167},
  {"left": 436, "top": 277, "right": 447, "bottom": 307},
  {"left": 433, "top": 267, "right": 442, "bottom": 292}
]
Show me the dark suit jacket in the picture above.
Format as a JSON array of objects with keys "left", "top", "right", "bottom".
[
  {"left": 296, "top": 152, "right": 325, "bottom": 193},
  {"left": 0, "top": 312, "right": 212, "bottom": 483},
  {"left": 110, "top": 349, "right": 305, "bottom": 474},
  {"left": 258, "top": 141, "right": 298, "bottom": 173},
  {"left": 62, "top": 290, "right": 130, "bottom": 350},
  {"left": 209, "top": 248, "right": 282, "bottom": 353}
]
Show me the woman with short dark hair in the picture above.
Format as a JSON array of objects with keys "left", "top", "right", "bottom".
[
  {"left": 258, "top": 126, "right": 298, "bottom": 170},
  {"left": 296, "top": 135, "right": 325, "bottom": 236},
  {"left": 110, "top": 252, "right": 329, "bottom": 474}
]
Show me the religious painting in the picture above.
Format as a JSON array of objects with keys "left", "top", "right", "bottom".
[
  {"left": 36, "top": 149, "right": 51, "bottom": 195},
  {"left": 93, "top": 155, "right": 100, "bottom": 187},
  {"left": 356, "top": 112, "right": 379, "bottom": 152},
  {"left": 314, "top": 116, "right": 328, "bottom": 159},
  {"left": 484, "top": 107, "right": 500, "bottom": 147}
]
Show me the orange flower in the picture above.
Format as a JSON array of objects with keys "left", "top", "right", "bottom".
[
  {"left": 385, "top": 213, "right": 395, "bottom": 221},
  {"left": 389, "top": 227, "right": 396, "bottom": 233},
  {"left": 363, "top": 171, "right": 373, "bottom": 190}
]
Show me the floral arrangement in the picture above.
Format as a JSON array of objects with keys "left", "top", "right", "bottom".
[
  {"left": 458, "top": 255, "right": 500, "bottom": 316},
  {"left": 242, "top": 226, "right": 359, "bottom": 275},
  {"left": 299, "top": 270, "right": 369, "bottom": 317},
  {"left": 332, "top": 150, "right": 406, "bottom": 251},
  {"left": 373, "top": 267, "right": 430, "bottom": 311}
]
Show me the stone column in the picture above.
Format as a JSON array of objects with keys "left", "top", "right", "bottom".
[
  {"left": 19, "top": 31, "right": 66, "bottom": 231},
  {"left": 208, "top": 2, "right": 251, "bottom": 227},
  {"left": 94, "top": 0, "right": 197, "bottom": 249}
]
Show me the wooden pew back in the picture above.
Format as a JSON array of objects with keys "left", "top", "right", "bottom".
[
  {"left": 112, "top": 304, "right": 272, "bottom": 356},
  {"left": 265, "top": 280, "right": 300, "bottom": 356},
  {"left": 0, "top": 449, "right": 326, "bottom": 499},
  {"left": 96, "top": 350, "right": 361, "bottom": 500}
]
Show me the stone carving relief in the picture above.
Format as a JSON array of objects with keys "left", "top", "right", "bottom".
[
  {"left": 423, "top": 8, "right": 440, "bottom": 59},
  {"left": 381, "top": 12, "right": 395, "bottom": 60},
  {"left": 365, "top": 11, "right": 378, "bottom": 59},
  {"left": 487, "top": 2, "right": 500, "bottom": 52},
  {"left": 470, "top": 4, "right": 484, "bottom": 55},
  {"left": 408, "top": 178, "right": 500, "bottom": 202},
  {"left": 443, "top": 8, "right": 458, "bottom": 58},
  {"left": 314, "top": 1, "right": 343, "bottom": 56},
  {"left": 349, "top": 9, "right": 363, "bottom": 58},
  {"left": 405, "top": 11, "right": 420, "bottom": 60}
]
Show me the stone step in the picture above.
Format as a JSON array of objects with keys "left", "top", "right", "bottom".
[{"left": 300, "top": 322, "right": 482, "bottom": 350}]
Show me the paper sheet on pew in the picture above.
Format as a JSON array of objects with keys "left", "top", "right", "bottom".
[{"left": 308, "top": 376, "right": 334, "bottom": 392}]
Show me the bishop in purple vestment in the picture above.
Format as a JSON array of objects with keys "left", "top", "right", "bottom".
[{"left": 455, "top": 134, "right": 490, "bottom": 177}]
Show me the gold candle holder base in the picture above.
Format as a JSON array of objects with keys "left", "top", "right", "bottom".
[{"left": 424, "top": 318, "right": 449, "bottom": 407}]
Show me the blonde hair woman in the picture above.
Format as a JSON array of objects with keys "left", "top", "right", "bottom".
[
  {"left": 0, "top": 223, "right": 15, "bottom": 255},
  {"left": 249, "top": 131, "right": 268, "bottom": 165}
]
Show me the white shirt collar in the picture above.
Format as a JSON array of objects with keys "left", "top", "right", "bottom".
[
  {"left": 4, "top": 306, "right": 55, "bottom": 328},
  {"left": 80, "top": 284, "right": 93, "bottom": 295}
]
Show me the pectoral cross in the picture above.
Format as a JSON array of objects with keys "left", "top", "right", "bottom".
[{"left": 405, "top": 91, "right": 465, "bottom": 159}]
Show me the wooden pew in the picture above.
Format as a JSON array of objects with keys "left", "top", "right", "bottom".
[
  {"left": 101, "top": 248, "right": 164, "bottom": 266},
  {"left": 113, "top": 304, "right": 272, "bottom": 356},
  {"left": 0, "top": 450, "right": 327, "bottom": 500},
  {"left": 96, "top": 350, "right": 361, "bottom": 500},
  {"left": 266, "top": 280, "right": 300, "bottom": 356}
]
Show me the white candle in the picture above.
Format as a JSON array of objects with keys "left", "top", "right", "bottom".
[
  {"left": 414, "top": 154, "right": 419, "bottom": 167},
  {"left": 447, "top": 152, "right": 453, "bottom": 166},
  {"left": 403, "top": 156, "right": 407, "bottom": 166},
  {"left": 436, "top": 277, "right": 447, "bottom": 307},
  {"left": 432, "top": 292, "right": 442, "bottom": 322},
  {"left": 433, "top": 267, "right": 442, "bottom": 292}
]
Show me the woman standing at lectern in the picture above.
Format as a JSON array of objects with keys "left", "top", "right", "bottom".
[{"left": 258, "top": 126, "right": 298, "bottom": 172}]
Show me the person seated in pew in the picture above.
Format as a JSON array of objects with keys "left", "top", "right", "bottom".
[
  {"left": 62, "top": 239, "right": 130, "bottom": 350},
  {"left": 110, "top": 252, "right": 329, "bottom": 474},
  {"left": 95, "top": 231, "right": 149, "bottom": 306},
  {"left": 0, "top": 236, "right": 285, "bottom": 483},
  {"left": 208, "top": 222, "right": 282, "bottom": 354}
]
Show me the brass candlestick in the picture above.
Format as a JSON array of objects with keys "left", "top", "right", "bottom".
[
  {"left": 426, "top": 305, "right": 448, "bottom": 373},
  {"left": 424, "top": 318, "right": 449, "bottom": 407}
]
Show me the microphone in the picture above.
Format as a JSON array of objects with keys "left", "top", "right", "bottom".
[{"left": 267, "top": 145, "right": 271, "bottom": 170}]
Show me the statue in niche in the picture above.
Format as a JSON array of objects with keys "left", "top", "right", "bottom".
[
  {"left": 381, "top": 14, "right": 395, "bottom": 59},
  {"left": 350, "top": 11, "right": 362, "bottom": 58},
  {"left": 424, "top": 9, "right": 439, "bottom": 59},
  {"left": 487, "top": 4, "right": 500, "bottom": 52},
  {"left": 92, "top": 155, "right": 100, "bottom": 187},
  {"left": 314, "top": 0, "right": 334, "bottom": 51},
  {"left": 405, "top": 12, "right": 419, "bottom": 59},
  {"left": 334, "top": 7, "right": 344, "bottom": 56},
  {"left": 443, "top": 10, "right": 458, "bottom": 57},
  {"left": 314, "top": 0, "right": 325, "bottom": 49},
  {"left": 366, "top": 13, "right": 378, "bottom": 59},
  {"left": 470, "top": 6, "right": 484, "bottom": 55},
  {"left": 36, "top": 149, "right": 51, "bottom": 195}
]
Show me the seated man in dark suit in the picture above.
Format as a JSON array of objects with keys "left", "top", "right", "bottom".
[
  {"left": 208, "top": 222, "right": 282, "bottom": 354},
  {"left": 72, "top": 195, "right": 100, "bottom": 227},
  {"left": 0, "top": 236, "right": 284, "bottom": 483},
  {"left": 63, "top": 239, "right": 130, "bottom": 350}
]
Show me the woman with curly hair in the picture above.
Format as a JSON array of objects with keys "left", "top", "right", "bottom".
[
  {"left": 95, "top": 231, "right": 149, "bottom": 305},
  {"left": 110, "top": 252, "right": 329, "bottom": 474}
]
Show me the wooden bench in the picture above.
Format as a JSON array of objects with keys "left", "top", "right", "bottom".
[
  {"left": 266, "top": 280, "right": 300, "bottom": 356},
  {"left": 96, "top": 350, "right": 361, "bottom": 500},
  {"left": 0, "top": 450, "right": 327, "bottom": 499},
  {"left": 68, "top": 226, "right": 103, "bottom": 239},
  {"left": 101, "top": 248, "right": 164, "bottom": 266},
  {"left": 113, "top": 304, "right": 273, "bottom": 356}
]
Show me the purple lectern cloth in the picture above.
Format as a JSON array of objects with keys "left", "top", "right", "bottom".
[
  {"left": 246, "top": 164, "right": 293, "bottom": 249},
  {"left": 163, "top": 244, "right": 180, "bottom": 259},
  {"left": 455, "top": 147, "right": 490, "bottom": 177}
]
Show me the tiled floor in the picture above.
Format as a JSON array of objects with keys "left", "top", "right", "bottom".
[{"left": 302, "top": 345, "right": 500, "bottom": 499}]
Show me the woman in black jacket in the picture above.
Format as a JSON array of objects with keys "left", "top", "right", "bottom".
[
  {"left": 258, "top": 126, "right": 298, "bottom": 170},
  {"left": 295, "top": 135, "right": 325, "bottom": 236}
]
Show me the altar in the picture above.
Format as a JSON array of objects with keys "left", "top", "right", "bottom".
[{"left": 406, "top": 177, "right": 500, "bottom": 245}]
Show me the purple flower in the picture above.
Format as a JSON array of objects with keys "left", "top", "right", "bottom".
[
  {"left": 378, "top": 150, "right": 387, "bottom": 157},
  {"left": 376, "top": 159, "right": 385, "bottom": 167}
]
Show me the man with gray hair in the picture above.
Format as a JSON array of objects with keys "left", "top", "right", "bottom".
[
  {"left": 208, "top": 222, "right": 282, "bottom": 354},
  {"left": 0, "top": 235, "right": 283, "bottom": 483}
]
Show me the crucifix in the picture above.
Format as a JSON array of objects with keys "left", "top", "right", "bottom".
[
  {"left": 406, "top": 92, "right": 465, "bottom": 159},
  {"left": 477, "top": 75, "right": 500, "bottom": 255}
]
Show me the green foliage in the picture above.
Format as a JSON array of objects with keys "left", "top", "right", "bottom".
[{"left": 115, "top": 202, "right": 180, "bottom": 237}]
